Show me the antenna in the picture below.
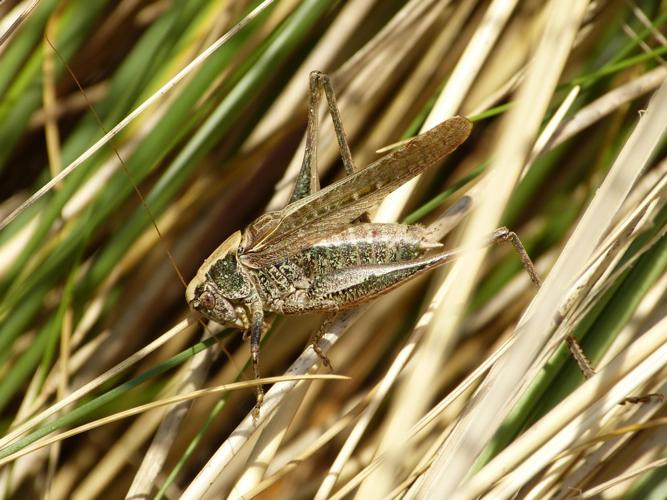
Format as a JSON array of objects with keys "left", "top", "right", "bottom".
[{"left": 45, "top": 35, "right": 189, "bottom": 290}]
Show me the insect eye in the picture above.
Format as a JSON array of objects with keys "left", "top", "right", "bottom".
[{"left": 198, "top": 291, "right": 216, "bottom": 310}]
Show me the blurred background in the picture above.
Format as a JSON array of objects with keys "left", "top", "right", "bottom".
[{"left": 0, "top": 1, "right": 666, "bottom": 498}]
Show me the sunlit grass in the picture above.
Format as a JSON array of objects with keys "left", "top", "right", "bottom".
[{"left": 0, "top": 1, "right": 666, "bottom": 498}]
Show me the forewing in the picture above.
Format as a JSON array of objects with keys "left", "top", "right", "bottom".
[
  {"left": 245, "top": 115, "right": 472, "bottom": 255},
  {"left": 241, "top": 223, "right": 349, "bottom": 268},
  {"left": 241, "top": 222, "right": 434, "bottom": 270}
]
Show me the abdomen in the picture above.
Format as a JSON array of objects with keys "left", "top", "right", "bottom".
[{"left": 251, "top": 224, "right": 441, "bottom": 314}]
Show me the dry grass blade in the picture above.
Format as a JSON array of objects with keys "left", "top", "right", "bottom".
[
  {"left": 314, "top": 320, "right": 421, "bottom": 500},
  {"left": 125, "top": 328, "right": 219, "bottom": 498},
  {"left": 550, "top": 65, "right": 667, "bottom": 149},
  {"left": 0, "top": 317, "right": 194, "bottom": 449},
  {"left": 179, "top": 310, "right": 361, "bottom": 500},
  {"left": 0, "top": 0, "right": 276, "bottom": 232},
  {"left": 468, "top": 315, "right": 667, "bottom": 499},
  {"left": 375, "top": 0, "right": 517, "bottom": 223},
  {"left": 2, "top": 2, "right": 667, "bottom": 498},
  {"left": 227, "top": 380, "right": 308, "bottom": 498},
  {"left": 427, "top": 6, "right": 665, "bottom": 497},
  {"left": 404, "top": 0, "right": 592, "bottom": 496},
  {"left": 0, "top": 0, "right": 40, "bottom": 50},
  {"left": 0, "top": 374, "right": 347, "bottom": 468},
  {"left": 580, "top": 456, "right": 667, "bottom": 498},
  {"left": 245, "top": 0, "right": 379, "bottom": 151},
  {"left": 456, "top": 79, "right": 667, "bottom": 498}
]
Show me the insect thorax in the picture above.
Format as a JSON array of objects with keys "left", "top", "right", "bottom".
[{"left": 207, "top": 253, "right": 254, "bottom": 299}]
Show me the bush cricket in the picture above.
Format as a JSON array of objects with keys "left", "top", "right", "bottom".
[{"left": 185, "top": 71, "right": 545, "bottom": 416}]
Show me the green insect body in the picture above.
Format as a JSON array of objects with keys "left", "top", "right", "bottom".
[
  {"left": 187, "top": 223, "right": 454, "bottom": 324},
  {"left": 185, "top": 114, "right": 470, "bottom": 337},
  {"left": 185, "top": 71, "right": 472, "bottom": 414}
]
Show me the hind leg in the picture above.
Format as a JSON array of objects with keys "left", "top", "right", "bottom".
[{"left": 290, "top": 71, "right": 359, "bottom": 204}]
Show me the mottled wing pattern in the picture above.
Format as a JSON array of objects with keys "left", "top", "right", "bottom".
[{"left": 242, "top": 116, "right": 472, "bottom": 264}]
